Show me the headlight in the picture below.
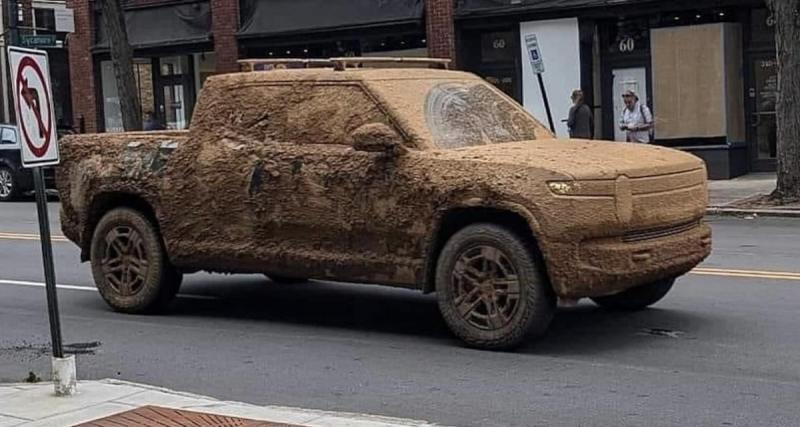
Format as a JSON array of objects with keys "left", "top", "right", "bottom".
[
  {"left": 546, "top": 180, "right": 615, "bottom": 197},
  {"left": 547, "top": 181, "right": 580, "bottom": 195}
]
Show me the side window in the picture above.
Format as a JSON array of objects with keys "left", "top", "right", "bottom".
[
  {"left": 0, "top": 128, "right": 17, "bottom": 145},
  {"left": 285, "top": 85, "right": 392, "bottom": 146},
  {"left": 224, "top": 84, "right": 393, "bottom": 146}
]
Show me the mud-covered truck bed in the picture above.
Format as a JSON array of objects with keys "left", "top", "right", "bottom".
[{"left": 57, "top": 64, "right": 711, "bottom": 350}]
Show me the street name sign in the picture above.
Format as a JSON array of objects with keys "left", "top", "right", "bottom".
[
  {"left": 524, "top": 33, "right": 545, "bottom": 74},
  {"left": 20, "top": 34, "right": 58, "bottom": 48},
  {"left": 8, "top": 47, "right": 60, "bottom": 168}
]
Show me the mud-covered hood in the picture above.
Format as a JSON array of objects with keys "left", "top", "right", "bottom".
[{"left": 429, "top": 139, "right": 704, "bottom": 179}]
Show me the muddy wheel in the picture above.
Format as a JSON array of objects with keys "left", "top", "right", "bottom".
[
  {"left": 0, "top": 166, "right": 16, "bottom": 201},
  {"left": 436, "top": 224, "right": 555, "bottom": 351},
  {"left": 591, "top": 277, "right": 676, "bottom": 311},
  {"left": 265, "top": 274, "right": 308, "bottom": 284},
  {"left": 90, "top": 208, "right": 182, "bottom": 314}
]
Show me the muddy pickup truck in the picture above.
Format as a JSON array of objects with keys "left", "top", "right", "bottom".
[{"left": 58, "top": 62, "right": 711, "bottom": 350}]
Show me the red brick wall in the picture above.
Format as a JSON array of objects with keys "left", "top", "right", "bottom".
[
  {"left": 66, "top": 0, "right": 98, "bottom": 132},
  {"left": 211, "top": 0, "right": 239, "bottom": 73},
  {"left": 426, "top": 0, "right": 456, "bottom": 63}
]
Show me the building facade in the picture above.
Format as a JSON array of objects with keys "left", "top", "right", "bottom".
[
  {"left": 68, "top": 0, "right": 448, "bottom": 134},
  {"left": 68, "top": 0, "right": 777, "bottom": 179},
  {"left": 455, "top": 0, "right": 777, "bottom": 178}
]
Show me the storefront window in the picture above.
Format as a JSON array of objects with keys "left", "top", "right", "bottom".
[
  {"left": 361, "top": 34, "right": 427, "bottom": 57},
  {"left": 160, "top": 56, "right": 189, "bottom": 76},
  {"left": 245, "top": 33, "right": 426, "bottom": 60},
  {"left": 101, "top": 59, "right": 153, "bottom": 132},
  {"left": 33, "top": 8, "right": 56, "bottom": 32},
  {"left": 195, "top": 52, "right": 216, "bottom": 88}
]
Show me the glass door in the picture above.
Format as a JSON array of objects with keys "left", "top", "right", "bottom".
[
  {"left": 748, "top": 55, "right": 778, "bottom": 170},
  {"left": 154, "top": 56, "right": 195, "bottom": 130}
]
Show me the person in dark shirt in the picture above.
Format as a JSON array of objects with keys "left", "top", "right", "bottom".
[
  {"left": 143, "top": 111, "right": 163, "bottom": 131},
  {"left": 567, "top": 89, "right": 593, "bottom": 139}
]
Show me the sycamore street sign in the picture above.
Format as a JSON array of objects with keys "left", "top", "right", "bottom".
[{"left": 20, "top": 35, "right": 58, "bottom": 48}]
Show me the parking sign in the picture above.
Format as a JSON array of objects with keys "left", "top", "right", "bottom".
[
  {"left": 8, "top": 47, "right": 60, "bottom": 168},
  {"left": 525, "top": 33, "right": 545, "bottom": 74}
]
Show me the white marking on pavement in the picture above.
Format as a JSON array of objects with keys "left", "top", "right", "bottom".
[
  {"left": 0, "top": 232, "right": 69, "bottom": 242},
  {"left": 0, "top": 279, "right": 218, "bottom": 300},
  {"left": 691, "top": 267, "right": 800, "bottom": 281}
]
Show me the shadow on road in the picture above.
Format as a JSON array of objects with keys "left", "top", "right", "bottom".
[
  {"left": 134, "top": 275, "right": 710, "bottom": 354},
  {"left": 172, "top": 277, "right": 450, "bottom": 339}
]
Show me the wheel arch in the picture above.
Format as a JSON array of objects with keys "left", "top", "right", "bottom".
[
  {"left": 421, "top": 202, "right": 550, "bottom": 294},
  {"left": 80, "top": 192, "right": 162, "bottom": 262},
  {"left": 0, "top": 157, "right": 13, "bottom": 169}
]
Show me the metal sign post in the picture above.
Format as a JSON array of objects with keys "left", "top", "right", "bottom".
[
  {"left": 524, "top": 34, "right": 556, "bottom": 134},
  {"left": 8, "top": 46, "right": 74, "bottom": 396}
]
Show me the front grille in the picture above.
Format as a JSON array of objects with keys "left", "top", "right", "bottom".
[{"left": 622, "top": 221, "right": 699, "bottom": 243}]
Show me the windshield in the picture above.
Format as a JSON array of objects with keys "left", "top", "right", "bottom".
[{"left": 368, "top": 78, "right": 548, "bottom": 149}]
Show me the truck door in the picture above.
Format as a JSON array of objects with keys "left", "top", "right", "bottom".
[{"left": 161, "top": 82, "right": 415, "bottom": 283}]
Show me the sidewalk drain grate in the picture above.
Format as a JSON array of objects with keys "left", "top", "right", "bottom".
[{"left": 73, "top": 405, "right": 303, "bottom": 427}]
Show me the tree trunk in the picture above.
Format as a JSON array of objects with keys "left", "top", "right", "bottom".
[
  {"left": 99, "top": 0, "right": 142, "bottom": 132},
  {"left": 767, "top": 0, "right": 800, "bottom": 201}
]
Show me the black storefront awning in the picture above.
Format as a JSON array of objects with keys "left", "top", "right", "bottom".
[
  {"left": 95, "top": 1, "right": 211, "bottom": 50},
  {"left": 456, "top": 0, "right": 654, "bottom": 16},
  {"left": 238, "top": 0, "right": 424, "bottom": 38}
]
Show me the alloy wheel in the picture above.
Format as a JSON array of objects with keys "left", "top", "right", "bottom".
[
  {"left": 101, "top": 226, "right": 150, "bottom": 297},
  {"left": 450, "top": 245, "right": 522, "bottom": 331},
  {"left": 0, "top": 169, "right": 12, "bottom": 199}
]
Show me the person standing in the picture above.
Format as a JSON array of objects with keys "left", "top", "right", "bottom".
[
  {"left": 143, "top": 111, "right": 163, "bottom": 131},
  {"left": 567, "top": 89, "right": 593, "bottom": 139},
  {"left": 619, "top": 89, "right": 653, "bottom": 143}
]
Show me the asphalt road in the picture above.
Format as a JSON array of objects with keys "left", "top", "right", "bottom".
[{"left": 1, "top": 201, "right": 799, "bottom": 426}]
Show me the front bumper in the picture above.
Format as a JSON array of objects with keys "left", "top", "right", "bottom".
[{"left": 545, "top": 222, "right": 712, "bottom": 298}]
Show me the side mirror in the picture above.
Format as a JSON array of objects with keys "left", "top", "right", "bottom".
[{"left": 350, "top": 123, "right": 406, "bottom": 155}]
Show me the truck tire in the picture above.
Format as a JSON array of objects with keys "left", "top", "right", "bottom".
[
  {"left": 591, "top": 277, "right": 676, "bottom": 311},
  {"left": 436, "top": 224, "right": 555, "bottom": 351},
  {"left": 0, "top": 166, "right": 16, "bottom": 201},
  {"left": 90, "top": 208, "right": 182, "bottom": 314}
]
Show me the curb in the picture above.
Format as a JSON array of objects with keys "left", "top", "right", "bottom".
[
  {"left": 0, "top": 379, "right": 445, "bottom": 427},
  {"left": 706, "top": 207, "right": 800, "bottom": 218}
]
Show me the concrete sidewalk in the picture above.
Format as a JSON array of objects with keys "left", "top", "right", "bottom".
[
  {"left": 0, "top": 380, "right": 442, "bottom": 427},
  {"left": 707, "top": 173, "right": 800, "bottom": 217}
]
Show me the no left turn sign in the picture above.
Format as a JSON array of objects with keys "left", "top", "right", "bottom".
[{"left": 8, "top": 47, "right": 59, "bottom": 168}]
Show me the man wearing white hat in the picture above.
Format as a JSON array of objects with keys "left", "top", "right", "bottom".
[{"left": 619, "top": 89, "right": 653, "bottom": 143}]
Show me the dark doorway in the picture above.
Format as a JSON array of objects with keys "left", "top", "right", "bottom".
[
  {"left": 598, "top": 17, "right": 652, "bottom": 141},
  {"left": 459, "top": 27, "right": 522, "bottom": 102}
]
